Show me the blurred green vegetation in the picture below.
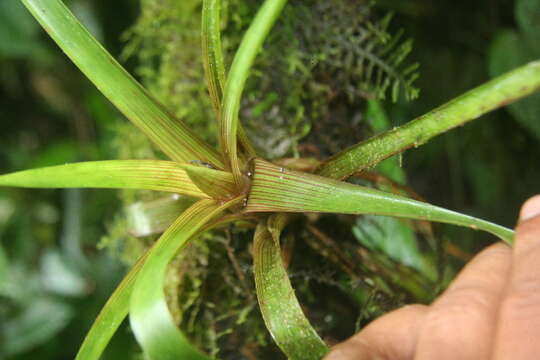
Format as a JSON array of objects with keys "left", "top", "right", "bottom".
[{"left": 1, "top": 0, "right": 539, "bottom": 359}]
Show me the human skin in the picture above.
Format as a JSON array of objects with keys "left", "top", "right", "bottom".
[{"left": 325, "top": 195, "right": 540, "bottom": 360}]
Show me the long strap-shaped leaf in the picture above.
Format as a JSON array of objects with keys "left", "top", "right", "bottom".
[
  {"left": 201, "top": 0, "right": 256, "bottom": 157},
  {"left": 246, "top": 159, "right": 514, "bottom": 244},
  {"left": 75, "top": 211, "right": 248, "bottom": 360},
  {"left": 201, "top": 0, "right": 227, "bottom": 117},
  {"left": 253, "top": 215, "right": 329, "bottom": 360},
  {"left": 130, "top": 197, "right": 241, "bottom": 360},
  {"left": 317, "top": 60, "right": 540, "bottom": 179},
  {"left": 0, "top": 160, "right": 209, "bottom": 198},
  {"left": 21, "top": 0, "right": 223, "bottom": 168},
  {"left": 220, "top": 0, "right": 288, "bottom": 183}
]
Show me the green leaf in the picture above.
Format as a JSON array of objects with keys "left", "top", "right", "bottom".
[
  {"left": 201, "top": 0, "right": 226, "bottom": 117},
  {"left": 0, "top": 160, "right": 208, "bottom": 198},
  {"left": 201, "top": 0, "right": 256, "bottom": 157},
  {"left": 353, "top": 12, "right": 420, "bottom": 102},
  {"left": 317, "top": 60, "right": 540, "bottom": 179},
  {"left": 246, "top": 159, "right": 514, "bottom": 244},
  {"left": 76, "top": 204, "right": 245, "bottom": 360},
  {"left": 130, "top": 198, "right": 241, "bottom": 360},
  {"left": 21, "top": 0, "right": 223, "bottom": 168},
  {"left": 253, "top": 215, "right": 328, "bottom": 360},
  {"left": 366, "top": 100, "right": 406, "bottom": 184},
  {"left": 220, "top": 0, "right": 288, "bottom": 182}
]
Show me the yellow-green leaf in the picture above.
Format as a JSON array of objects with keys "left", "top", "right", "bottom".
[
  {"left": 0, "top": 160, "right": 208, "bottom": 198},
  {"left": 130, "top": 197, "right": 241, "bottom": 360},
  {"left": 247, "top": 159, "right": 513, "bottom": 244}
]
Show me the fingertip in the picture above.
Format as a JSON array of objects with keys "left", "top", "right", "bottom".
[
  {"left": 519, "top": 195, "right": 540, "bottom": 222},
  {"left": 514, "top": 196, "right": 540, "bottom": 256}
]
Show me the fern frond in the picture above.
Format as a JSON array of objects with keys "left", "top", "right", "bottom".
[{"left": 307, "top": 4, "right": 420, "bottom": 102}]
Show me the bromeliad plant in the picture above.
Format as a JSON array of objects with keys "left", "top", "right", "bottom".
[{"left": 3, "top": 0, "right": 540, "bottom": 359}]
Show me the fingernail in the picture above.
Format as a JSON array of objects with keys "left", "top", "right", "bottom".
[{"left": 519, "top": 195, "right": 540, "bottom": 222}]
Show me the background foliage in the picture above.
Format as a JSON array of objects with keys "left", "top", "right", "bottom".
[{"left": 1, "top": 0, "right": 539, "bottom": 359}]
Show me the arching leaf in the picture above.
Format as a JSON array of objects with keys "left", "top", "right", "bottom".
[
  {"left": 253, "top": 214, "right": 328, "bottom": 360},
  {"left": 247, "top": 159, "right": 513, "bottom": 244},
  {"left": 130, "top": 198, "right": 241, "bottom": 360}
]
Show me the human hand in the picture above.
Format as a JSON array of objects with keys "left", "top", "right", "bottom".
[{"left": 325, "top": 195, "right": 540, "bottom": 360}]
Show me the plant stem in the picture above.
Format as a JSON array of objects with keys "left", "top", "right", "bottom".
[{"left": 317, "top": 60, "right": 540, "bottom": 179}]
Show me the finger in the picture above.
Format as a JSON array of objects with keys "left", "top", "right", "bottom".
[
  {"left": 324, "top": 304, "right": 428, "bottom": 360},
  {"left": 493, "top": 196, "right": 540, "bottom": 360},
  {"left": 414, "top": 243, "right": 512, "bottom": 360},
  {"left": 519, "top": 194, "right": 540, "bottom": 222}
]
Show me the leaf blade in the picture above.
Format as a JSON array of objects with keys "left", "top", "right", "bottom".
[
  {"left": 201, "top": 0, "right": 256, "bottom": 157},
  {"left": 75, "top": 201, "right": 246, "bottom": 360},
  {"left": 253, "top": 215, "right": 329, "bottom": 360},
  {"left": 247, "top": 159, "right": 514, "bottom": 244},
  {"left": 0, "top": 160, "right": 209, "bottom": 198},
  {"left": 129, "top": 197, "right": 242, "bottom": 360},
  {"left": 201, "top": 0, "right": 226, "bottom": 116},
  {"left": 220, "top": 0, "right": 288, "bottom": 182}
]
